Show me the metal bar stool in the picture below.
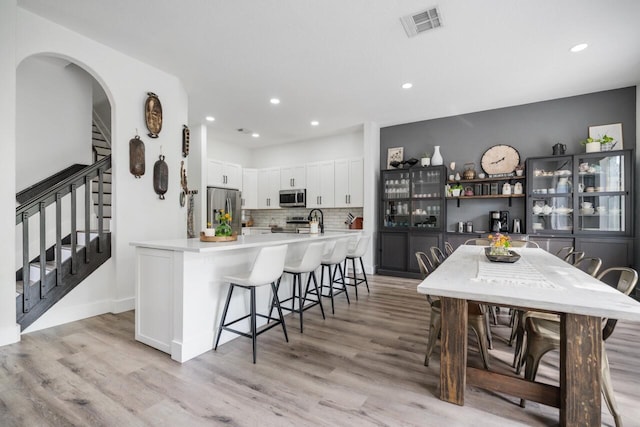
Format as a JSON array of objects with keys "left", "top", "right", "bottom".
[
  {"left": 271, "top": 241, "right": 325, "bottom": 332},
  {"left": 341, "top": 235, "right": 371, "bottom": 300},
  {"left": 214, "top": 244, "right": 289, "bottom": 363},
  {"left": 310, "top": 238, "right": 350, "bottom": 314}
]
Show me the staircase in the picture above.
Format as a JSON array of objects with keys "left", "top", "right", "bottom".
[
  {"left": 91, "top": 115, "right": 112, "bottom": 228},
  {"left": 15, "top": 115, "right": 112, "bottom": 331}
]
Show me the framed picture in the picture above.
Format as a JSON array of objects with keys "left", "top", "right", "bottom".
[
  {"left": 387, "top": 147, "right": 404, "bottom": 169},
  {"left": 589, "top": 123, "right": 623, "bottom": 149}
]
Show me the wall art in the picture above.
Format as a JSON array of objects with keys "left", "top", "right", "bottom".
[
  {"left": 145, "top": 92, "right": 163, "bottom": 138},
  {"left": 153, "top": 151, "right": 168, "bottom": 199},
  {"left": 589, "top": 123, "right": 623, "bottom": 149},
  {"left": 129, "top": 133, "right": 145, "bottom": 178},
  {"left": 387, "top": 146, "right": 404, "bottom": 169},
  {"left": 182, "top": 125, "right": 190, "bottom": 157}
]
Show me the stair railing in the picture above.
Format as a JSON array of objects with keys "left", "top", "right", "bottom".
[{"left": 15, "top": 155, "right": 111, "bottom": 313}]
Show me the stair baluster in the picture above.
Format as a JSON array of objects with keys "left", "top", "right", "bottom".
[
  {"left": 97, "top": 169, "right": 104, "bottom": 253},
  {"left": 39, "top": 202, "right": 46, "bottom": 298},
  {"left": 84, "top": 175, "right": 91, "bottom": 263},
  {"left": 21, "top": 212, "right": 30, "bottom": 312},
  {"left": 70, "top": 184, "right": 77, "bottom": 274},
  {"left": 55, "top": 193, "right": 62, "bottom": 287}
]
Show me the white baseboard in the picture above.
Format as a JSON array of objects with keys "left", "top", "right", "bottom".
[{"left": 111, "top": 296, "right": 134, "bottom": 313}]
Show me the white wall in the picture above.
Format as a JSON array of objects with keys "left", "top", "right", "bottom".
[
  {"left": 16, "top": 57, "right": 92, "bottom": 191},
  {"left": 207, "top": 137, "right": 251, "bottom": 166},
  {"left": 0, "top": 0, "right": 21, "bottom": 346},
  {"left": 4, "top": 8, "right": 189, "bottom": 338},
  {"left": 249, "top": 128, "right": 363, "bottom": 168}
]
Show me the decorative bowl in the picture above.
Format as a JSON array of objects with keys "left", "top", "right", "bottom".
[{"left": 484, "top": 247, "right": 521, "bottom": 263}]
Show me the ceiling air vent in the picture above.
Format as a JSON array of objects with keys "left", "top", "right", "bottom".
[{"left": 400, "top": 7, "right": 442, "bottom": 38}]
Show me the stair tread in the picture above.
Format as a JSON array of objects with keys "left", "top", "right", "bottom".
[{"left": 29, "top": 260, "right": 57, "bottom": 270}]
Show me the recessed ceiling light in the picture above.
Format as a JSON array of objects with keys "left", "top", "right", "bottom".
[
  {"left": 270, "top": 98, "right": 280, "bottom": 105},
  {"left": 570, "top": 43, "right": 588, "bottom": 53},
  {"left": 310, "top": 120, "right": 319, "bottom": 126},
  {"left": 402, "top": 83, "right": 413, "bottom": 89},
  {"left": 251, "top": 133, "right": 260, "bottom": 138},
  {"left": 205, "top": 116, "right": 215, "bottom": 122}
]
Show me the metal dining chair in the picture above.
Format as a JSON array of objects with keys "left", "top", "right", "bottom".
[
  {"left": 519, "top": 267, "right": 638, "bottom": 426},
  {"left": 430, "top": 246, "right": 446, "bottom": 268},
  {"left": 573, "top": 256, "right": 603, "bottom": 277},
  {"left": 444, "top": 241, "right": 455, "bottom": 256},
  {"left": 555, "top": 246, "right": 574, "bottom": 260},
  {"left": 563, "top": 250, "right": 585, "bottom": 265}
]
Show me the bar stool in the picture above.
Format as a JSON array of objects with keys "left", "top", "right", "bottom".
[
  {"left": 312, "top": 238, "right": 350, "bottom": 314},
  {"left": 342, "top": 235, "right": 371, "bottom": 300},
  {"left": 271, "top": 241, "right": 325, "bottom": 332},
  {"left": 214, "top": 244, "right": 289, "bottom": 364}
]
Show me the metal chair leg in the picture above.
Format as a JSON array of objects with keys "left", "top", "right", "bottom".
[
  {"left": 359, "top": 257, "right": 370, "bottom": 293},
  {"left": 250, "top": 287, "right": 257, "bottom": 363},
  {"left": 270, "top": 281, "right": 288, "bottom": 343}
]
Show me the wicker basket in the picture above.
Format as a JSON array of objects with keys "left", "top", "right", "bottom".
[{"left": 200, "top": 232, "right": 238, "bottom": 242}]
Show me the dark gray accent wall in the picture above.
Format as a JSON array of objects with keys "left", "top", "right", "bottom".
[{"left": 380, "top": 87, "right": 636, "bottom": 169}]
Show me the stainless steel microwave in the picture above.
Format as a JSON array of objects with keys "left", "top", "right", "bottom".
[{"left": 279, "top": 189, "right": 306, "bottom": 207}]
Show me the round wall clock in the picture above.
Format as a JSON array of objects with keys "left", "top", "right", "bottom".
[{"left": 480, "top": 144, "right": 520, "bottom": 175}]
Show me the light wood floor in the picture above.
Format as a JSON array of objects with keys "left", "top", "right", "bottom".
[{"left": 1, "top": 274, "right": 639, "bottom": 426}]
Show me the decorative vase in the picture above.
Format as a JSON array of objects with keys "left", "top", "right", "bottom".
[
  {"left": 585, "top": 141, "right": 600, "bottom": 153},
  {"left": 431, "top": 146, "right": 443, "bottom": 166},
  {"left": 215, "top": 223, "right": 233, "bottom": 237}
]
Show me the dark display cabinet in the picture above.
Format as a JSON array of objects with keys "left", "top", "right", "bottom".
[
  {"left": 526, "top": 149, "right": 634, "bottom": 273},
  {"left": 526, "top": 150, "right": 633, "bottom": 236},
  {"left": 379, "top": 166, "right": 446, "bottom": 277}
]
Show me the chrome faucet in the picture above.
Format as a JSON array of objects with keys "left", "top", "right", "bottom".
[{"left": 308, "top": 209, "right": 324, "bottom": 234}]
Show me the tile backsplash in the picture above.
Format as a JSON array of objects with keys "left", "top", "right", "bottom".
[{"left": 245, "top": 208, "right": 363, "bottom": 230}]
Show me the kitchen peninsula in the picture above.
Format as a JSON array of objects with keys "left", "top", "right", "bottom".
[{"left": 131, "top": 232, "right": 359, "bottom": 362}]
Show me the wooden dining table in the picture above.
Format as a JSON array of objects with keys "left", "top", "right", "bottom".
[{"left": 417, "top": 245, "right": 640, "bottom": 426}]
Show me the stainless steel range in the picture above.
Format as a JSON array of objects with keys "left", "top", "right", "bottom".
[{"left": 270, "top": 216, "right": 310, "bottom": 233}]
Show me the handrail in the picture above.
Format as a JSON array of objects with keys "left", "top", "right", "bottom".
[{"left": 16, "top": 155, "right": 111, "bottom": 223}]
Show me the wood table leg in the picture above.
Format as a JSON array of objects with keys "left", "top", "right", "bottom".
[
  {"left": 440, "top": 297, "right": 468, "bottom": 405},
  {"left": 560, "top": 313, "right": 601, "bottom": 427}
]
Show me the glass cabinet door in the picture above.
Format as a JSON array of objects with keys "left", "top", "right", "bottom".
[
  {"left": 528, "top": 156, "right": 573, "bottom": 234},
  {"left": 382, "top": 170, "right": 410, "bottom": 199},
  {"left": 575, "top": 152, "right": 627, "bottom": 233},
  {"left": 382, "top": 170, "right": 411, "bottom": 228},
  {"left": 412, "top": 199, "right": 442, "bottom": 229},
  {"left": 410, "top": 168, "right": 443, "bottom": 230}
]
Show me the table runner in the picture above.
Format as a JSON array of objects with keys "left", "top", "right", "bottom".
[{"left": 474, "top": 254, "right": 562, "bottom": 289}]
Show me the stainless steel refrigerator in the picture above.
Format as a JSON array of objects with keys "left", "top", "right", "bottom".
[{"left": 207, "top": 187, "right": 242, "bottom": 234}]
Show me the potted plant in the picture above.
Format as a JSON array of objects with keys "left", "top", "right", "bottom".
[
  {"left": 450, "top": 183, "right": 463, "bottom": 197},
  {"left": 515, "top": 163, "right": 525, "bottom": 177},
  {"left": 421, "top": 152, "right": 431, "bottom": 167},
  {"left": 581, "top": 134, "right": 614, "bottom": 153}
]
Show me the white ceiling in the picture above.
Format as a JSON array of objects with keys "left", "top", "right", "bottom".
[{"left": 18, "top": 0, "right": 640, "bottom": 148}]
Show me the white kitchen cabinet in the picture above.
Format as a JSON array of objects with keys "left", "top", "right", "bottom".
[
  {"left": 241, "top": 168, "right": 258, "bottom": 209},
  {"left": 257, "top": 167, "right": 281, "bottom": 209},
  {"left": 306, "top": 161, "right": 335, "bottom": 208},
  {"left": 280, "top": 165, "right": 306, "bottom": 189},
  {"left": 207, "top": 159, "right": 242, "bottom": 189},
  {"left": 334, "top": 158, "right": 363, "bottom": 207}
]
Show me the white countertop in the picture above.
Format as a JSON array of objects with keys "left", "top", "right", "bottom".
[
  {"left": 130, "top": 231, "right": 358, "bottom": 253},
  {"left": 418, "top": 245, "right": 640, "bottom": 322}
]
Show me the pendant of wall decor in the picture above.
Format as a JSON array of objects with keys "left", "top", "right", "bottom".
[
  {"left": 182, "top": 125, "right": 190, "bottom": 157},
  {"left": 144, "top": 92, "right": 162, "bottom": 138},
  {"left": 129, "top": 133, "right": 145, "bottom": 178},
  {"left": 153, "top": 151, "right": 168, "bottom": 199}
]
